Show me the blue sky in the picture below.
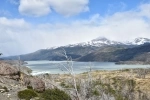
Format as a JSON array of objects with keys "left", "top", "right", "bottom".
[
  {"left": 0, "top": 0, "right": 147, "bottom": 23},
  {"left": 0, "top": 0, "right": 150, "bottom": 56}
]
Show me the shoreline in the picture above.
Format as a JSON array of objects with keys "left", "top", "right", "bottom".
[{"left": 25, "top": 61, "right": 150, "bottom": 75}]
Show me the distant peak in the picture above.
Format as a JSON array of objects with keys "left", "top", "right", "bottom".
[
  {"left": 92, "top": 37, "right": 108, "bottom": 41},
  {"left": 135, "top": 37, "right": 143, "bottom": 40},
  {"left": 135, "top": 37, "right": 150, "bottom": 40},
  {"left": 133, "top": 37, "right": 150, "bottom": 45},
  {"left": 134, "top": 37, "right": 149, "bottom": 41}
]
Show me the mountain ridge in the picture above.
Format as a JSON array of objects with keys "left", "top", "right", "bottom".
[
  {"left": 3, "top": 37, "right": 150, "bottom": 62},
  {"left": 52, "top": 37, "right": 150, "bottom": 48},
  {"left": 78, "top": 43, "right": 150, "bottom": 63}
]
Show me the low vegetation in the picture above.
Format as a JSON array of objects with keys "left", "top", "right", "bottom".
[
  {"left": 41, "top": 88, "right": 71, "bottom": 100},
  {"left": 42, "top": 68, "right": 150, "bottom": 100},
  {"left": 17, "top": 88, "right": 71, "bottom": 100},
  {"left": 18, "top": 89, "right": 38, "bottom": 100}
]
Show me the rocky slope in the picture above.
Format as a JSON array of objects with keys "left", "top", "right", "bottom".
[
  {"left": 78, "top": 43, "right": 150, "bottom": 63},
  {"left": 0, "top": 60, "right": 45, "bottom": 100}
]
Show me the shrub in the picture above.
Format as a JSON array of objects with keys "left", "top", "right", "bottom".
[
  {"left": 27, "top": 86, "right": 33, "bottom": 89},
  {"left": 18, "top": 89, "right": 38, "bottom": 100},
  {"left": 122, "top": 69, "right": 130, "bottom": 72},
  {"left": 41, "top": 88, "right": 71, "bottom": 100},
  {"left": 60, "top": 82, "right": 73, "bottom": 88},
  {"left": 92, "top": 89, "right": 99, "bottom": 96},
  {"left": 77, "top": 85, "right": 80, "bottom": 92},
  {"left": 60, "top": 82, "right": 66, "bottom": 87}
]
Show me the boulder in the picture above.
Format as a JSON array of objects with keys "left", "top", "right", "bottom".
[
  {"left": 21, "top": 74, "right": 45, "bottom": 92},
  {"left": 30, "top": 77, "right": 45, "bottom": 92},
  {"left": 0, "top": 61, "right": 45, "bottom": 92},
  {"left": 0, "top": 62, "right": 19, "bottom": 75}
]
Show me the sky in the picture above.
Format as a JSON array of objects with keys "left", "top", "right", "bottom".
[{"left": 0, "top": 0, "right": 150, "bottom": 56}]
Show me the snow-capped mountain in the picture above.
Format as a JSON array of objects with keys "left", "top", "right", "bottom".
[
  {"left": 131, "top": 37, "right": 150, "bottom": 45},
  {"left": 65, "top": 37, "right": 123, "bottom": 47},
  {"left": 48, "top": 37, "right": 150, "bottom": 49},
  {"left": 66, "top": 37, "right": 150, "bottom": 47},
  {"left": 6, "top": 37, "right": 150, "bottom": 61},
  {"left": 90, "top": 37, "right": 123, "bottom": 46}
]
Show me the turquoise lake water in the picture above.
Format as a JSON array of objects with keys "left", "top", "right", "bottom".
[{"left": 25, "top": 61, "right": 150, "bottom": 75}]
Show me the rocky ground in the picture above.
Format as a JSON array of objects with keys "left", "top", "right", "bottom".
[
  {"left": 0, "top": 60, "right": 150, "bottom": 100},
  {"left": 0, "top": 60, "right": 45, "bottom": 100}
]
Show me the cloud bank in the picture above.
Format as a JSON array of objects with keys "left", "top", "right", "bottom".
[
  {"left": 19, "top": 0, "right": 89, "bottom": 17},
  {"left": 1, "top": 3, "right": 150, "bottom": 56}
]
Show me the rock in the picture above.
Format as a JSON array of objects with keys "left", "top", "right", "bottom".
[
  {"left": 20, "top": 66, "right": 32, "bottom": 75},
  {"left": 0, "top": 62, "right": 19, "bottom": 75},
  {"left": 9, "top": 75, "right": 20, "bottom": 80},
  {"left": 30, "top": 77, "right": 45, "bottom": 92},
  {"left": 0, "top": 85, "right": 9, "bottom": 93},
  {"left": 0, "top": 60, "right": 25, "bottom": 66},
  {"left": 21, "top": 74, "right": 45, "bottom": 92},
  {"left": 0, "top": 60, "right": 32, "bottom": 81},
  {"left": 0, "top": 89, "right": 5, "bottom": 93},
  {"left": 22, "top": 75, "right": 30, "bottom": 86}
]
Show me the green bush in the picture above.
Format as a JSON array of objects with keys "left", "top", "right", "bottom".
[
  {"left": 60, "top": 82, "right": 66, "bottom": 87},
  {"left": 27, "top": 86, "right": 33, "bottom": 89},
  {"left": 60, "top": 82, "right": 73, "bottom": 88},
  {"left": 41, "top": 88, "right": 71, "bottom": 100},
  {"left": 122, "top": 69, "right": 130, "bottom": 72},
  {"left": 18, "top": 89, "right": 38, "bottom": 100},
  {"left": 92, "top": 89, "right": 99, "bottom": 96}
]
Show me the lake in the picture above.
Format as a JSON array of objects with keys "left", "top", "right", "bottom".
[{"left": 25, "top": 61, "right": 150, "bottom": 75}]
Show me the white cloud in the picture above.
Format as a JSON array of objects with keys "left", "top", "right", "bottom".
[
  {"left": 139, "top": 4, "right": 150, "bottom": 18},
  {"left": 1, "top": 3, "right": 150, "bottom": 56},
  {"left": 48, "top": 0, "right": 89, "bottom": 17},
  {"left": 19, "top": 0, "right": 51, "bottom": 17},
  {"left": 0, "top": 17, "right": 31, "bottom": 56},
  {"left": 0, "top": 17, "right": 30, "bottom": 28},
  {"left": 19, "top": 0, "right": 89, "bottom": 17}
]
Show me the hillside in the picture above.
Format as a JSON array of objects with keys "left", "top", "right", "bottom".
[
  {"left": 5, "top": 46, "right": 100, "bottom": 61},
  {"left": 4, "top": 37, "right": 150, "bottom": 61},
  {"left": 78, "top": 43, "right": 150, "bottom": 63},
  {"left": 4, "top": 37, "right": 128, "bottom": 61}
]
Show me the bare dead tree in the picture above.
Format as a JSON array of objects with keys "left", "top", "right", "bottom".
[
  {"left": 58, "top": 48, "right": 80, "bottom": 100},
  {"left": 18, "top": 56, "right": 24, "bottom": 86}
]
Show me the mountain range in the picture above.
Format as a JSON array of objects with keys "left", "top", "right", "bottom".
[
  {"left": 60, "top": 37, "right": 150, "bottom": 47},
  {"left": 78, "top": 43, "right": 150, "bottom": 62},
  {"left": 3, "top": 37, "right": 150, "bottom": 63}
]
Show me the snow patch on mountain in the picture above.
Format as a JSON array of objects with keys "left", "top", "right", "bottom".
[
  {"left": 65, "top": 37, "right": 123, "bottom": 47},
  {"left": 90, "top": 37, "right": 122, "bottom": 46},
  {"left": 69, "top": 37, "right": 150, "bottom": 47},
  {"left": 47, "top": 37, "right": 150, "bottom": 49},
  {"left": 131, "top": 37, "right": 150, "bottom": 45}
]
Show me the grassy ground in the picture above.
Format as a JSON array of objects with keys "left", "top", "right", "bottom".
[{"left": 49, "top": 68, "right": 150, "bottom": 100}]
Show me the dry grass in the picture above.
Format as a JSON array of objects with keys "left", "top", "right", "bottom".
[{"left": 54, "top": 69, "right": 150, "bottom": 93}]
